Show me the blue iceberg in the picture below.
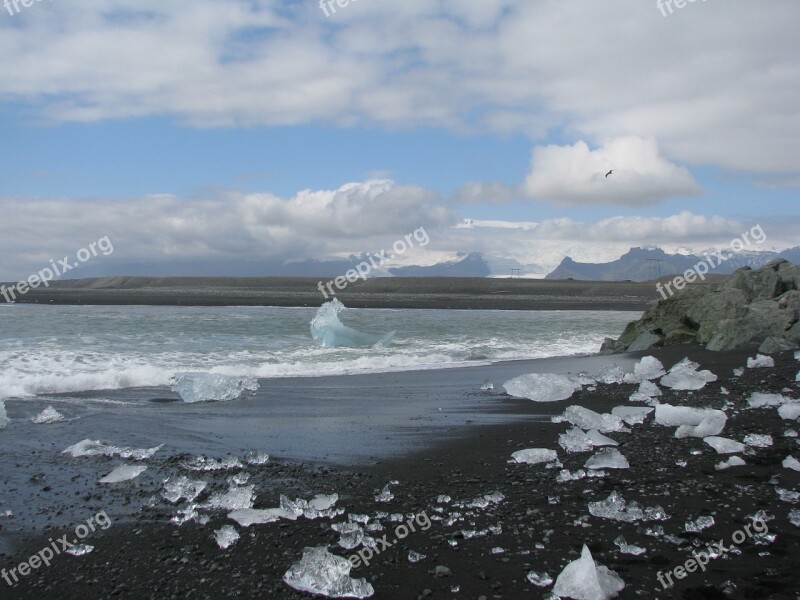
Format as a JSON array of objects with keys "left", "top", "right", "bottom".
[{"left": 310, "top": 299, "right": 394, "bottom": 348}]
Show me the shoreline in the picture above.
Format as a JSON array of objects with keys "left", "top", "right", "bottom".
[{"left": 2, "top": 345, "right": 799, "bottom": 598}]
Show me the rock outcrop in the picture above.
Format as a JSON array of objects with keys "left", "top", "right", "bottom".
[{"left": 601, "top": 259, "right": 800, "bottom": 353}]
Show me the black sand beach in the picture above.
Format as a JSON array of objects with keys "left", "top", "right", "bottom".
[{"left": 2, "top": 346, "right": 798, "bottom": 599}]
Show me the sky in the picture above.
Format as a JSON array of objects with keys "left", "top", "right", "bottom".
[{"left": 1, "top": 0, "right": 799, "bottom": 280}]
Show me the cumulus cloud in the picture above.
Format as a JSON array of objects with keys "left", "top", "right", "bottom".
[{"left": 521, "top": 137, "right": 701, "bottom": 205}]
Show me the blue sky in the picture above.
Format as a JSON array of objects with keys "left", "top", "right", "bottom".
[{"left": 0, "top": 1, "right": 798, "bottom": 280}]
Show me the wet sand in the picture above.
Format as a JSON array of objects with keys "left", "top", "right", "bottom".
[{"left": 2, "top": 346, "right": 799, "bottom": 599}]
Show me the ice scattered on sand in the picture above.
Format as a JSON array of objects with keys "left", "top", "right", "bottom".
[
  {"left": 281, "top": 494, "right": 344, "bottom": 520},
  {"left": 244, "top": 451, "right": 270, "bottom": 465},
  {"left": 704, "top": 436, "right": 747, "bottom": 454},
  {"left": 660, "top": 358, "right": 717, "bottom": 391},
  {"left": 633, "top": 356, "right": 666, "bottom": 381},
  {"left": 779, "top": 403, "right": 800, "bottom": 420},
  {"left": 64, "top": 439, "right": 163, "bottom": 460},
  {"left": 685, "top": 516, "right": 715, "bottom": 532},
  {"left": 611, "top": 406, "right": 653, "bottom": 426},
  {"left": 654, "top": 405, "right": 727, "bottom": 438},
  {"left": 628, "top": 380, "right": 662, "bottom": 403},
  {"left": 283, "top": 546, "right": 374, "bottom": 598},
  {"left": 201, "top": 485, "right": 256, "bottom": 511},
  {"left": 561, "top": 406, "right": 628, "bottom": 434},
  {"left": 163, "top": 476, "right": 207, "bottom": 504},
  {"left": 715, "top": 456, "right": 746, "bottom": 470},
  {"left": 31, "top": 406, "right": 65, "bottom": 424},
  {"left": 503, "top": 373, "right": 581, "bottom": 402},
  {"left": 552, "top": 544, "right": 625, "bottom": 600},
  {"left": 584, "top": 448, "right": 630, "bottom": 470},
  {"left": 99, "top": 464, "right": 147, "bottom": 483},
  {"left": 171, "top": 372, "right": 259, "bottom": 403},
  {"left": 526, "top": 571, "right": 553, "bottom": 587},
  {"left": 613, "top": 536, "right": 646, "bottom": 556},
  {"left": 744, "top": 434, "right": 773, "bottom": 448},
  {"left": 0, "top": 400, "right": 8, "bottom": 429},
  {"left": 481, "top": 379, "right": 494, "bottom": 391},
  {"left": 588, "top": 491, "right": 669, "bottom": 523},
  {"left": 511, "top": 448, "right": 559, "bottom": 465},
  {"left": 182, "top": 455, "right": 243, "bottom": 471},
  {"left": 783, "top": 456, "right": 800, "bottom": 472},
  {"left": 747, "top": 354, "right": 775, "bottom": 369},
  {"left": 748, "top": 392, "right": 790, "bottom": 408},
  {"left": 66, "top": 544, "right": 94, "bottom": 556},
  {"left": 789, "top": 509, "right": 800, "bottom": 527},
  {"left": 214, "top": 525, "right": 240, "bottom": 549},
  {"left": 375, "top": 481, "right": 398, "bottom": 503},
  {"left": 408, "top": 550, "right": 426, "bottom": 563}
]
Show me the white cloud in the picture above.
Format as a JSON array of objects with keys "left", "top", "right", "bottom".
[{"left": 521, "top": 137, "right": 701, "bottom": 205}]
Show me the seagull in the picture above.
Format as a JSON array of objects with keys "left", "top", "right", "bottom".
[{"left": 605, "top": 169, "right": 614, "bottom": 178}]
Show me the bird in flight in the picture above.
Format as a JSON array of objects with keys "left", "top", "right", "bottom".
[{"left": 605, "top": 169, "right": 614, "bottom": 178}]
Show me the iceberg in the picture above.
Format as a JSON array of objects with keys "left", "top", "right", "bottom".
[
  {"left": 283, "top": 546, "right": 374, "bottom": 598},
  {"left": 310, "top": 299, "right": 393, "bottom": 348},
  {"left": 704, "top": 436, "right": 747, "bottom": 454},
  {"left": 654, "top": 405, "right": 727, "bottom": 438},
  {"left": 552, "top": 545, "right": 625, "bottom": 600},
  {"left": 611, "top": 406, "right": 653, "bottom": 426},
  {"left": 31, "top": 406, "right": 65, "bottom": 424},
  {"left": 163, "top": 476, "right": 207, "bottom": 504},
  {"left": 562, "top": 406, "right": 628, "bottom": 434},
  {"left": 214, "top": 525, "right": 240, "bottom": 549},
  {"left": 171, "top": 372, "right": 259, "bottom": 403},
  {"left": 64, "top": 439, "right": 162, "bottom": 460},
  {"left": 510, "top": 448, "right": 559, "bottom": 465},
  {"left": 584, "top": 448, "right": 629, "bottom": 470},
  {"left": 660, "top": 358, "right": 717, "bottom": 391},
  {"left": 99, "top": 464, "right": 147, "bottom": 483},
  {"left": 503, "top": 373, "right": 581, "bottom": 403},
  {"left": 747, "top": 354, "right": 775, "bottom": 368}
]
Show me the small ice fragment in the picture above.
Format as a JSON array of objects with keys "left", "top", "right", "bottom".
[
  {"left": 733, "top": 367, "right": 745, "bottom": 377},
  {"left": 408, "top": 550, "right": 426, "bottom": 563},
  {"left": 613, "top": 536, "right": 646, "bottom": 556},
  {"left": 633, "top": 356, "right": 666, "bottom": 381},
  {"left": 556, "top": 469, "right": 586, "bottom": 483},
  {"left": 654, "top": 405, "right": 727, "bottom": 438},
  {"left": 99, "top": 464, "right": 147, "bottom": 484},
  {"left": 436, "top": 494, "right": 451, "bottom": 504},
  {"left": 511, "top": 448, "right": 559, "bottom": 465},
  {"left": 747, "top": 355, "right": 775, "bottom": 369},
  {"left": 778, "top": 403, "right": 800, "bottom": 420},
  {"left": 283, "top": 546, "right": 374, "bottom": 598},
  {"left": 229, "top": 472, "right": 250, "bottom": 486},
  {"left": 559, "top": 428, "right": 594, "bottom": 453},
  {"left": 332, "top": 522, "right": 365, "bottom": 550},
  {"left": 182, "top": 456, "right": 243, "bottom": 471},
  {"left": 481, "top": 379, "right": 494, "bottom": 391},
  {"left": 64, "top": 439, "right": 162, "bottom": 460},
  {"left": 375, "top": 481, "right": 398, "bottom": 503},
  {"left": 588, "top": 491, "right": 668, "bottom": 523},
  {"left": 743, "top": 434, "right": 773, "bottom": 448},
  {"left": 214, "top": 525, "right": 240, "bottom": 549},
  {"left": 786, "top": 430, "right": 799, "bottom": 438},
  {"left": 776, "top": 488, "right": 800, "bottom": 503},
  {"left": 685, "top": 516, "right": 715, "bottom": 532},
  {"left": 308, "top": 494, "right": 339, "bottom": 511},
  {"left": 584, "top": 448, "right": 629, "bottom": 470},
  {"left": 202, "top": 485, "right": 255, "bottom": 511},
  {"left": 244, "top": 451, "right": 270, "bottom": 465},
  {"left": 552, "top": 544, "right": 625, "bottom": 600},
  {"left": 491, "top": 547, "right": 505, "bottom": 554},
  {"left": 611, "top": 406, "right": 653, "bottom": 426},
  {"left": 31, "top": 406, "right": 65, "bottom": 424},
  {"left": 562, "top": 406, "right": 627, "bottom": 434},
  {"left": 748, "top": 393, "right": 789, "bottom": 408},
  {"left": 597, "top": 364, "right": 625, "bottom": 384},
  {"left": 715, "top": 456, "right": 746, "bottom": 470},
  {"left": 527, "top": 571, "right": 553, "bottom": 587},
  {"left": 783, "top": 456, "right": 800, "bottom": 472},
  {"left": 629, "top": 379, "right": 662, "bottom": 403},
  {"left": 163, "top": 476, "right": 207, "bottom": 504},
  {"left": 503, "top": 373, "right": 581, "bottom": 402},
  {"left": 170, "top": 372, "right": 259, "bottom": 403},
  {"left": 789, "top": 509, "right": 800, "bottom": 527},
  {"left": 704, "top": 436, "right": 747, "bottom": 454},
  {"left": 65, "top": 544, "right": 94, "bottom": 556},
  {"left": 660, "top": 358, "right": 717, "bottom": 391}
]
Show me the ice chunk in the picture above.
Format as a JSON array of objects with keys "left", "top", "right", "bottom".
[
  {"left": 613, "top": 536, "right": 646, "bottom": 556},
  {"left": 214, "top": 525, "right": 240, "bottom": 549},
  {"left": 748, "top": 393, "right": 789, "bottom": 408},
  {"left": 685, "top": 516, "right": 715, "bottom": 532},
  {"left": 715, "top": 456, "right": 746, "bottom": 470},
  {"left": 481, "top": 379, "right": 494, "bottom": 391},
  {"left": 585, "top": 448, "right": 629, "bottom": 470},
  {"left": 526, "top": 571, "right": 553, "bottom": 587},
  {"left": 332, "top": 522, "right": 365, "bottom": 550},
  {"left": 743, "top": 434, "right": 773, "bottom": 448},
  {"left": 229, "top": 507, "right": 298, "bottom": 527},
  {"left": 733, "top": 367, "right": 745, "bottom": 377},
  {"left": 511, "top": 448, "right": 559, "bottom": 465},
  {"left": 790, "top": 509, "right": 800, "bottom": 527},
  {"left": 747, "top": 354, "right": 774, "bottom": 368},
  {"left": 611, "top": 406, "right": 653, "bottom": 426},
  {"left": 31, "top": 406, "right": 65, "bottom": 424},
  {"left": 163, "top": 476, "right": 207, "bottom": 504},
  {"left": 65, "top": 544, "right": 94, "bottom": 556},
  {"left": 308, "top": 494, "right": 339, "bottom": 511},
  {"left": 597, "top": 364, "right": 625, "bottom": 384},
  {"left": 408, "top": 550, "right": 426, "bottom": 563},
  {"left": 654, "top": 405, "right": 727, "bottom": 438},
  {"left": 201, "top": 485, "right": 255, "bottom": 511},
  {"left": 559, "top": 427, "right": 594, "bottom": 453},
  {"left": 779, "top": 403, "right": 800, "bottom": 420},
  {"left": 311, "top": 298, "right": 393, "bottom": 348},
  {"left": 503, "top": 373, "right": 581, "bottom": 403},
  {"left": 374, "top": 481, "right": 398, "bottom": 503},
  {"left": 436, "top": 494, "right": 451, "bottom": 504},
  {"left": 171, "top": 372, "right": 259, "bottom": 403},
  {"left": 633, "top": 356, "right": 666, "bottom": 381},
  {"left": 99, "top": 464, "right": 147, "bottom": 483},
  {"left": 783, "top": 456, "right": 800, "bottom": 472},
  {"left": 63, "top": 439, "right": 162, "bottom": 460},
  {"left": 182, "top": 455, "right": 243, "bottom": 471},
  {"left": 283, "top": 546, "right": 374, "bottom": 598},
  {"left": 552, "top": 544, "right": 625, "bottom": 600},
  {"left": 557, "top": 469, "right": 587, "bottom": 483},
  {"left": 562, "top": 406, "right": 628, "bottom": 434},
  {"left": 704, "top": 436, "right": 747, "bottom": 454},
  {"left": 588, "top": 491, "right": 668, "bottom": 523},
  {"left": 660, "top": 358, "right": 717, "bottom": 391},
  {"left": 629, "top": 379, "right": 662, "bottom": 403},
  {"left": 244, "top": 451, "right": 270, "bottom": 465}
]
